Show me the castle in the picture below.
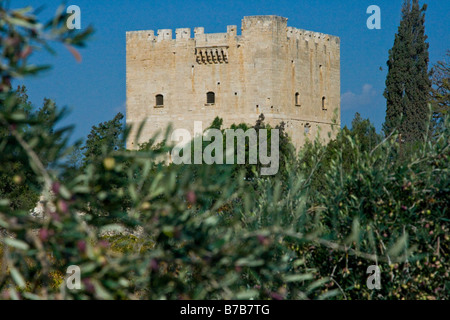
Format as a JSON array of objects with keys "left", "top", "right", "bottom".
[{"left": 126, "top": 15, "right": 340, "bottom": 149}]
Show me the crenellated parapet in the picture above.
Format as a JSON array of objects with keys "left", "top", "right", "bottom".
[
  {"left": 126, "top": 30, "right": 156, "bottom": 42},
  {"left": 286, "top": 26, "right": 340, "bottom": 45},
  {"left": 126, "top": 23, "right": 239, "bottom": 43},
  {"left": 127, "top": 24, "right": 241, "bottom": 64},
  {"left": 176, "top": 28, "right": 191, "bottom": 39},
  {"left": 157, "top": 29, "right": 172, "bottom": 41},
  {"left": 126, "top": 17, "right": 338, "bottom": 46}
]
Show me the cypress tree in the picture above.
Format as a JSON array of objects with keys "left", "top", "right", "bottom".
[
  {"left": 383, "top": 0, "right": 431, "bottom": 142},
  {"left": 430, "top": 51, "right": 450, "bottom": 135}
]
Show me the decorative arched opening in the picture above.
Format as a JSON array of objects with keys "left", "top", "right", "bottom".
[
  {"left": 295, "top": 92, "right": 300, "bottom": 106},
  {"left": 322, "top": 96, "right": 327, "bottom": 110},
  {"left": 155, "top": 94, "right": 164, "bottom": 107},
  {"left": 206, "top": 91, "right": 215, "bottom": 105}
]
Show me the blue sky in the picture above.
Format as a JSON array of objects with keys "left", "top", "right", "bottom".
[{"left": 13, "top": 0, "right": 450, "bottom": 142}]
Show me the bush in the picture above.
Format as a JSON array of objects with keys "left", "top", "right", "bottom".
[{"left": 296, "top": 118, "right": 449, "bottom": 299}]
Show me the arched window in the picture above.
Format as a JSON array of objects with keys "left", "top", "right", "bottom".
[
  {"left": 295, "top": 92, "right": 300, "bottom": 106},
  {"left": 156, "top": 94, "right": 164, "bottom": 107},
  {"left": 207, "top": 91, "right": 215, "bottom": 104},
  {"left": 322, "top": 96, "right": 327, "bottom": 110}
]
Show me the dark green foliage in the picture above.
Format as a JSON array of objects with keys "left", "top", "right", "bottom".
[
  {"left": 384, "top": 0, "right": 432, "bottom": 143},
  {"left": 1, "top": 97, "right": 448, "bottom": 299},
  {"left": 0, "top": 86, "right": 67, "bottom": 211},
  {"left": 0, "top": 87, "right": 36, "bottom": 211},
  {"left": 81, "top": 112, "right": 125, "bottom": 166},
  {"left": 218, "top": 113, "right": 295, "bottom": 182},
  {"left": 0, "top": 2, "right": 92, "bottom": 211},
  {"left": 297, "top": 116, "right": 449, "bottom": 299},
  {"left": 298, "top": 113, "right": 382, "bottom": 194},
  {"left": 430, "top": 51, "right": 450, "bottom": 135},
  {"left": 63, "top": 143, "right": 83, "bottom": 172}
]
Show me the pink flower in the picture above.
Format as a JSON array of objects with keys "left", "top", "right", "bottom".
[
  {"left": 52, "top": 182, "right": 61, "bottom": 194},
  {"left": 77, "top": 240, "right": 87, "bottom": 254},
  {"left": 150, "top": 259, "right": 159, "bottom": 272},
  {"left": 20, "top": 46, "right": 33, "bottom": 59},
  {"left": 98, "top": 240, "right": 109, "bottom": 249},
  {"left": 270, "top": 292, "right": 284, "bottom": 300},
  {"left": 49, "top": 211, "right": 61, "bottom": 222},
  {"left": 39, "top": 228, "right": 50, "bottom": 242},
  {"left": 1, "top": 290, "right": 10, "bottom": 300},
  {"left": 57, "top": 200, "right": 68, "bottom": 214},
  {"left": 82, "top": 278, "right": 95, "bottom": 294},
  {"left": 257, "top": 235, "right": 271, "bottom": 246},
  {"left": 186, "top": 191, "right": 197, "bottom": 205}
]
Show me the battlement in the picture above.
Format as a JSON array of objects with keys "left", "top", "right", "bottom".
[
  {"left": 126, "top": 23, "right": 238, "bottom": 43},
  {"left": 126, "top": 15, "right": 339, "bottom": 45},
  {"left": 286, "top": 26, "right": 340, "bottom": 44}
]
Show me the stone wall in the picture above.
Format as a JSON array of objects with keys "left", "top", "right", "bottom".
[{"left": 126, "top": 15, "right": 340, "bottom": 149}]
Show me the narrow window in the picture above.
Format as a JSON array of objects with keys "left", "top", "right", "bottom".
[
  {"left": 207, "top": 91, "right": 215, "bottom": 104},
  {"left": 322, "top": 96, "right": 327, "bottom": 110},
  {"left": 295, "top": 92, "right": 300, "bottom": 106},
  {"left": 156, "top": 94, "right": 164, "bottom": 107}
]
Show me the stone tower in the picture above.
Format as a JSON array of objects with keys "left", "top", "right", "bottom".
[{"left": 126, "top": 15, "right": 340, "bottom": 149}]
